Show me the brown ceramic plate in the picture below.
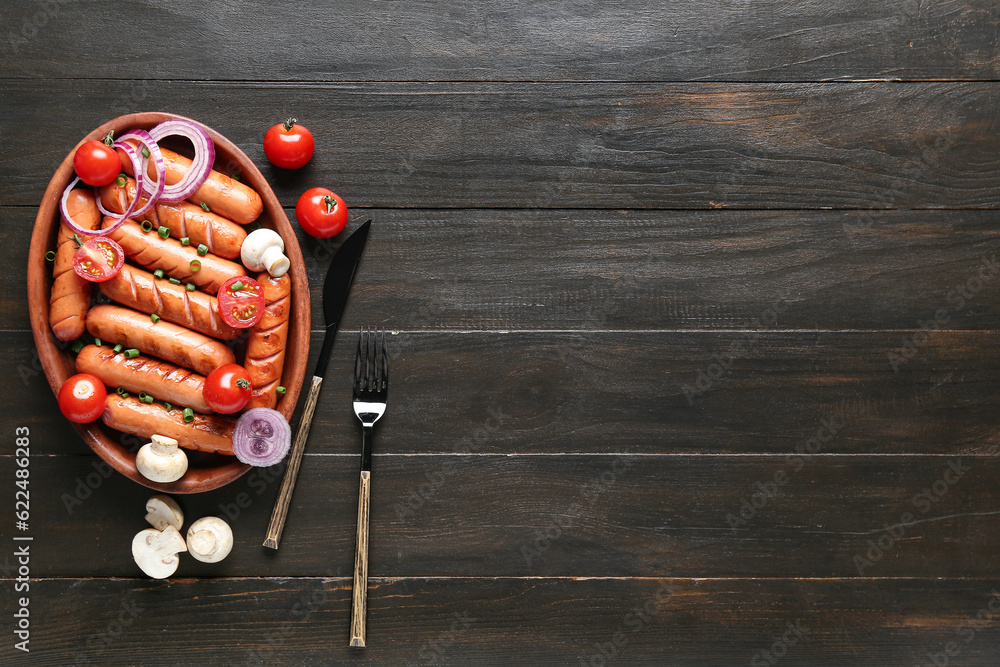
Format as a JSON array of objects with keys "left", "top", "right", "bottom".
[{"left": 27, "top": 112, "right": 310, "bottom": 494}]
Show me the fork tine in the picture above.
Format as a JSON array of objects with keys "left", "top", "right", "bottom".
[
  {"left": 379, "top": 328, "right": 388, "bottom": 391},
  {"left": 366, "top": 325, "right": 375, "bottom": 392},
  {"left": 354, "top": 326, "right": 364, "bottom": 392}
]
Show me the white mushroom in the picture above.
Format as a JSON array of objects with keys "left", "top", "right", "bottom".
[
  {"left": 186, "top": 517, "right": 234, "bottom": 563},
  {"left": 145, "top": 495, "right": 184, "bottom": 531},
  {"left": 241, "top": 228, "right": 289, "bottom": 277},
  {"left": 132, "top": 525, "right": 187, "bottom": 579},
  {"left": 136, "top": 435, "right": 188, "bottom": 483}
]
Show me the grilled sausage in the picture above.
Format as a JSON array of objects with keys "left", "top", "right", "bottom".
[
  {"left": 76, "top": 344, "right": 212, "bottom": 414},
  {"left": 99, "top": 264, "right": 239, "bottom": 340},
  {"left": 118, "top": 142, "right": 263, "bottom": 224},
  {"left": 102, "top": 393, "right": 235, "bottom": 455},
  {"left": 101, "top": 216, "right": 242, "bottom": 294},
  {"left": 245, "top": 273, "right": 292, "bottom": 410},
  {"left": 86, "top": 305, "right": 234, "bottom": 375},
  {"left": 99, "top": 177, "right": 246, "bottom": 259},
  {"left": 49, "top": 190, "right": 101, "bottom": 341}
]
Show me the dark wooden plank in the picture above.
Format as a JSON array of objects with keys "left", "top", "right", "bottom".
[
  {"left": 4, "top": 453, "right": 1000, "bottom": 578},
  {"left": 2, "top": 577, "right": 1000, "bottom": 665},
  {"left": 2, "top": 81, "right": 998, "bottom": 209},
  {"left": 6, "top": 330, "right": 999, "bottom": 457},
  {"left": 2, "top": 0, "right": 998, "bottom": 82},
  {"left": 6, "top": 207, "right": 1000, "bottom": 331}
]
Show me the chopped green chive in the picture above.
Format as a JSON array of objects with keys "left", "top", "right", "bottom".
[
  {"left": 186, "top": 282, "right": 196, "bottom": 291},
  {"left": 190, "top": 259, "right": 201, "bottom": 271},
  {"left": 139, "top": 392, "right": 154, "bottom": 404},
  {"left": 71, "top": 340, "right": 84, "bottom": 354},
  {"left": 276, "top": 386, "right": 286, "bottom": 395},
  {"left": 183, "top": 407, "right": 194, "bottom": 423},
  {"left": 116, "top": 387, "right": 127, "bottom": 396},
  {"left": 124, "top": 348, "right": 139, "bottom": 358},
  {"left": 163, "top": 402, "right": 173, "bottom": 412},
  {"left": 231, "top": 281, "right": 244, "bottom": 291},
  {"left": 113, "top": 344, "right": 123, "bottom": 353},
  {"left": 94, "top": 338, "right": 102, "bottom": 346},
  {"left": 158, "top": 226, "right": 170, "bottom": 239},
  {"left": 141, "top": 220, "right": 153, "bottom": 233},
  {"left": 180, "top": 237, "right": 190, "bottom": 246},
  {"left": 115, "top": 174, "right": 126, "bottom": 187},
  {"left": 231, "top": 173, "right": 241, "bottom": 182},
  {"left": 197, "top": 244, "right": 208, "bottom": 256},
  {"left": 120, "top": 391, "right": 130, "bottom": 398},
  {"left": 200, "top": 202, "right": 211, "bottom": 212},
  {"left": 141, "top": 147, "right": 150, "bottom": 158},
  {"left": 168, "top": 277, "right": 181, "bottom": 285},
  {"left": 150, "top": 314, "right": 161, "bottom": 323},
  {"left": 153, "top": 269, "right": 165, "bottom": 279},
  {"left": 45, "top": 250, "right": 56, "bottom": 262}
]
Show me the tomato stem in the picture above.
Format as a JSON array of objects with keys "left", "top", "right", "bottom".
[
  {"left": 102, "top": 130, "right": 115, "bottom": 147},
  {"left": 236, "top": 378, "right": 250, "bottom": 389},
  {"left": 324, "top": 195, "right": 335, "bottom": 213},
  {"left": 283, "top": 117, "right": 297, "bottom": 131},
  {"left": 70, "top": 234, "right": 84, "bottom": 249}
]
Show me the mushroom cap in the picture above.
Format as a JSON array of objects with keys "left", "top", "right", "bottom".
[
  {"left": 136, "top": 439, "right": 188, "bottom": 483},
  {"left": 132, "top": 526, "right": 187, "bottom": 579},
  {"left": 186, "top": 516, "right": 234, "bottom": 563},
  {"left": 145, "top": 495, "right": 184, "bottom": 531},
  {"left": 241, "top": 228, "right": 289, "bottom": 276}
]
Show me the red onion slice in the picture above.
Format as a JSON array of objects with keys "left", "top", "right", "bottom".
[
  {"left": 116, "top": 129, "right": 165, "bottom": 214},
  {"left": 60, "top": 175, "right": 136, "bottom": 237},
  {"left": 233, "top": 408, "right": 291, "bottom": 467},
  {"left": 147, "top": 119, "right": 215, "bottom": 202}
]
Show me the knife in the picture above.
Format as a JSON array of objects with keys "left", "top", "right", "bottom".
[{"left": 263, "top": 219, "right": 372, "bottom": 549}]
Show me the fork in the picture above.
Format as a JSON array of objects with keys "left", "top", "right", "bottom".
[{"left": 350, "top": 326, "right": 388, "bottom": 648}]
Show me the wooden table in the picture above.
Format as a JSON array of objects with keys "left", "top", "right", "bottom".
[{"left": 2, "top": 2, "right": 999, "bottom": 665}]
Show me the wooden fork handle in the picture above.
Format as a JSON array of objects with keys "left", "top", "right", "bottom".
[
  {"left": 350, "top": 470, "right": 371, "bottom": 647},
  {"left": 263, "top": 375, "right": 323, "bottom": 550}
]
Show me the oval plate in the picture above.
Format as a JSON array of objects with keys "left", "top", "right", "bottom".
[{"left": 26, "top": 112, "right": 310, "bottom": 494}]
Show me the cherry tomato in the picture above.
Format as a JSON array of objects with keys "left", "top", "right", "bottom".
[
  {"left": 217, "top": 276, "right": 265, "bottom": 328},
  {"left": 204, "top": 364, "right": 253, "bottom": 414},
  {"left": 295, "top": 188, "right": 348, "bottom": 238},
  {"left": 263, "top": 118, "right": 315, "bottom": 169},
  {"left": 72, "top": 237, "right": 124, "bottom": 283},
  {"left": 58, "top": 374, "right": 108, "bottom": 423},
  {"left": 73, "top": 139, "right": 121, "bottom": 187}
]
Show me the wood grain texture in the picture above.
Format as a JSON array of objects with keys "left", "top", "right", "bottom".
[
  {"left": 264, "top": 375, "right": 323, "bottom": 549},
  {"left": 6, "top": 208, "right": 1000, "bottom": 332},
  {"left": 4, "top": 454, "right": 1000, "bottom": 578},
  {"left": 1, "top": 0, "right": 997, "bottom": 82},
  {"left": 1, "top": 577, "right": 999, "bottom": 666},
  {"left": 2, "top": 81, "right": 998, "bottom": 209},
  {"left": 5, "top": 330, "right": 998, "bottom": 457},
  {"left": 351, "top": 470, "right": 372, "bottom": 647}
]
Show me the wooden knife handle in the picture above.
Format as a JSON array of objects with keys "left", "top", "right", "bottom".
[
  {"left": 350, "top": 470, "right": 371, "bottom": 647},
  {"left": 263, "top": 375, "right": 323, "bottom": 550}
]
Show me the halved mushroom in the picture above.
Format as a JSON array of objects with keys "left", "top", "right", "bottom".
[
  {"left": 132, "top": 525, "right": 187, "bottom": 579},
  {"left": 241, "top": 228, "right": 289, "bottom": 277},
  {"left": 186, "top": 516, "right": 234, "bottom": 563},
  {"left": 145, "top": 495, "right": 184, "bottom": 531},
  {"left": 136, "top": 435, "right": 188, "bottom": 483}
]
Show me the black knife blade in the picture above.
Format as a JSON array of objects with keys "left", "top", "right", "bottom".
[{"left": 263, "top": 219, "right": 372, "bottom": 549}]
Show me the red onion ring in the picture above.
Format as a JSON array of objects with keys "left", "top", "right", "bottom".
[
  {"left": 60, "top": 175, "right": 136, "bottom": 237},
  {"left": 232, "top": 408, "right": 291, "bottom": 467},
  {"left": 147, "top": 119, "right": 215, "bottom": 202},
  {"left": 116, "top": 129, "right": 165, "bottom": 215}
]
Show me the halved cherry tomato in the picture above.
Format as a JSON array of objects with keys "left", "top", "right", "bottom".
[
  {"left": 204, "top": 364, "right": 253, "bottom": 414},
  {"left": 58, "top": 374, "right": 108, "bottom": 423},
  {"left": 295, "top": 187, "right": 348, "bottom": 238},
  {"left": 72, "top": 237, "right": 124, "bottom": 283},
  {"left": 263, "top": 118, "right": 315, "bottom": 169},
  {"left": 217, "top": 276, "right": 265, "bottom": 328},
  {"left": 73, "top": 139, "right": 121, "bottom": 187}
]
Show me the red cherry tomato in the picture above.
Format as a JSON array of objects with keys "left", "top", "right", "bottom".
[
  {"left": 74, "top": 139, "right": 121, "bottom": 187},
  {"left": 263, "top": 118, "right": 315, "bottom": 169},
  {"left": 295, "top": 188, "right": 348, "bottom": 238},
  {"left": 204, "top": 364, "right": 253, "bottom": 414},
  {"left": 58, "top": 374, "right": 108, "bottom": 423},
  {"left": 72, "top": 237, "right": 124, "bottom": 283},
  {"left": 217, "top": 276, "right": 265, "bottom": 328}
]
